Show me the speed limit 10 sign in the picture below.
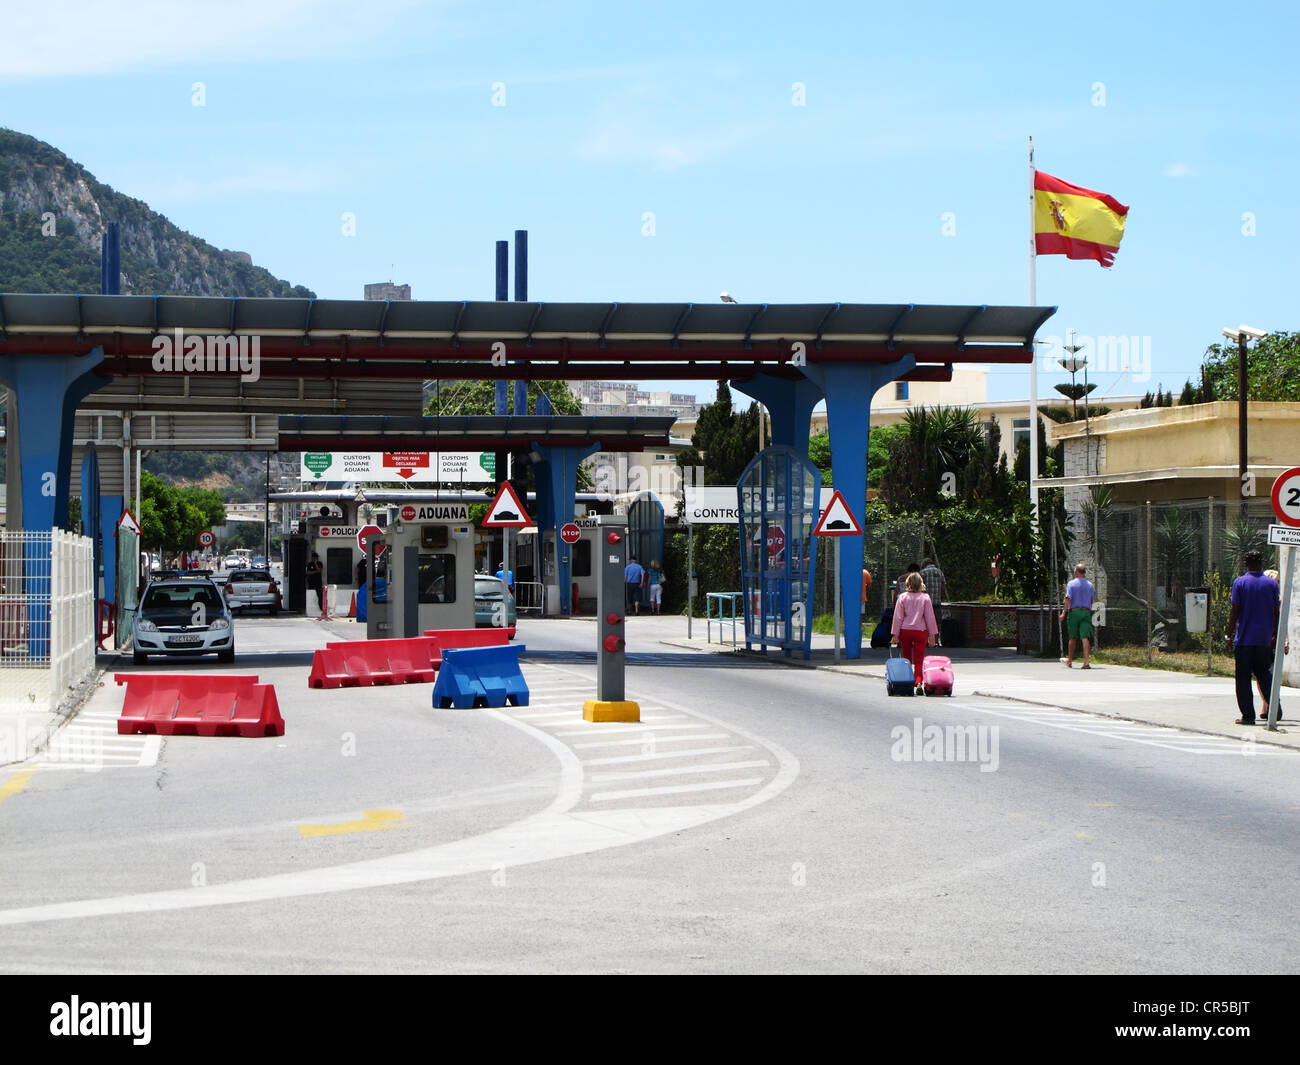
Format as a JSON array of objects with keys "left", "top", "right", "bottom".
[
  {"left": 1271, "top": 466, "right": 1300, "bottom": 527},
  {"left": 198, "top": 530, "right": 214, "bottom": 547}
]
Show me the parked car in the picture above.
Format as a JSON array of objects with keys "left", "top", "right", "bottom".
[
  {"left": 474, "top": 575, "right": 517, "bottom": 636},
  {"left": 132, "top": 574, "right": 235, "bottom": 664},
  {"left": 223, "top": 569, "right": 282, "bottom": 615}
]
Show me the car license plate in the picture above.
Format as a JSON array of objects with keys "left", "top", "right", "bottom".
[{"left": 167, "top": 634, "right": 203, "bottom": 646}]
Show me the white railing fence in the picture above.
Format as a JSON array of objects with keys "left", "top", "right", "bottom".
[
  {"left": 0, "top": 528, "right": 97, "bottom": 715},
  {"left": 51, "top": 528, "right": 96, "bottom": 705}
]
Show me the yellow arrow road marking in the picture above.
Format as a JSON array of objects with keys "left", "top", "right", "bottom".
[
  {"left": 298, "top": 809, "right": 406, "bottom": 838},
  {"left": 0, "top": 770, "right": 36, "bottom": 804}
]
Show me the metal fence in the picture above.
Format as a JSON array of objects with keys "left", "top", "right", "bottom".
[
  {"left": 1052, "top": 497, "right": 1288, "bottom": 651},
  {"left": 0, "top": 528, "right": 97, "bottom": 715}
]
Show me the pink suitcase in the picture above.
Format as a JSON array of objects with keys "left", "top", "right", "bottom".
[{"left": 922, "top": 654, "right": 954, "bottom": 697}]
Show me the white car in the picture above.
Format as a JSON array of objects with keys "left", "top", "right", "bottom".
[{"left": 132, "top": 575, "right": 235, "bottom": 664}]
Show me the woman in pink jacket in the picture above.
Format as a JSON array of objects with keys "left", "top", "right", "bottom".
[{"left": 891, "top": 571, "right": 938, "bottom": 693}]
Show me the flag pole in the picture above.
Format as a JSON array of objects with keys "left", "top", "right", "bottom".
[{"left": 1028, "top": 135, "right": 1040, "bottom": 527}]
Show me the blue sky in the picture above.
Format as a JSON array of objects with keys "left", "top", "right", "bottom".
[{"left": 3, "top": 0, "right": 1296, "bottom": 407}]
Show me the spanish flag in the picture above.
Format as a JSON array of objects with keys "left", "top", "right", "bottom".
[{"left": 1034, "top": 170, "right": 1129, "bottom": 267}]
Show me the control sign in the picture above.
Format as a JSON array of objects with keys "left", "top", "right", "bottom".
[
  {"left": 560, "top": 522, "right": 582, "bottom": 545},
  {"left": 813, "top": 490, "right": 863, "bottom": 536},
  {"left": 1270, "top": 466, "right": 1300, "bottom": 528},
  {"left": 482, "top": 482, "right": 530, "bottom": 527}
]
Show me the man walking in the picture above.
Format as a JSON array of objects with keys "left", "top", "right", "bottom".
[
  {"left": 1060, "top": 562, "right": 1096, "bottom": 668},
  {"left": 1226, "top": 550, "right": 1282, "bottom": 726},
  {"left": 624, "top": 555, "right": 645, "bottom": 616},
  {"left": 919, "top": 557, "right": 945, "bottom": 620},
  {"left": 306, "top": 551, "right": 326, "bottom": 620}
]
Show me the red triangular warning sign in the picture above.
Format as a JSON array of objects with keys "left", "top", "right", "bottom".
[
  {"left": 482, "top": 481, "right": 530, "bottom": 527},
  {"left": 813, "top": 490, "right": 863, "bottom": 536}
]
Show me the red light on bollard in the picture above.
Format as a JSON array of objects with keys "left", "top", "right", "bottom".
[
  {"left": 606, "top": 612, "right": 622, "bottom": 625},
  {"left": 603, "top": 634, "right": 624, "bottom": 653},
  {"left": 606, "top": 531, "right": 622, "bottom": 545}
]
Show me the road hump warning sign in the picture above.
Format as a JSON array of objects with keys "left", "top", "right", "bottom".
[
  {"left": 813, "top": 490, "right": 862, "bottom": 537},
  {"left": 482, "top": 482, "right": 530, "bottom": 527}
]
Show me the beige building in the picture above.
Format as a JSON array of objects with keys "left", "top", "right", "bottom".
[{"left": 1042, "top": 401, "right": 1299, "bottom": 508}]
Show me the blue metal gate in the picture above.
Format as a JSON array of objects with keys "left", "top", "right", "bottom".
[{"left": 737, "top": 446, "right": 820, "bottom": 658}]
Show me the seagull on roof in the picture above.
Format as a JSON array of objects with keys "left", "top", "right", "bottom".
[{"left": 720, "top": 292, "right": 737, "bottom": 303}]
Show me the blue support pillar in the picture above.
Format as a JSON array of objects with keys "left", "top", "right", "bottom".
[
  {"left": 530, "top": 442, "right": 600, "bottom": 617},
  {"left": 100, "top": 495, "right": 123, "bottom": 607},
  {"left": 0, "top": 349, "right": 107, "bottom": 532},
  {"left": 799, "top": 357, "right": 915, "bottom": 658},
  {"left": 732, "top": 373, "right": 824, "bottom": 455},
  {"left": 0, "top": 348, "right": 108, "bottom": 657}
]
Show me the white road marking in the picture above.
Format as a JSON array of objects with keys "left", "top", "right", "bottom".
[
  {"left": 962, "top": 704, "right": 1288, "bottom": 756},
  {"left": 590, "top": 760, "right": 771, "bottom": 783},
  {"left": 583, "top": 745, "right": 755, "bottom": 766},
  {"left": 571, "top": 733, "right": 731, "bottom": 750},
  {"left": 0, "top": 667, "right": 798, "bottom": 927},
  {"left": 553, "top": 723, "right": 715, "bottom": 737},
  {"left": 589, "top": 778, "right": 765, "bottom": 802}
]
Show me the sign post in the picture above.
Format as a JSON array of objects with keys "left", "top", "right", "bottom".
[
  {"left": 1265, "top": 465, "right": 1300, "bottom": 730},
  {"left": 814, "top": 489, "right": 865, "bottom": 666}
]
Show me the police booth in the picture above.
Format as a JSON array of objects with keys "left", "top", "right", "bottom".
[
  {"left": 366, "top": 502, "right": 476, "bottom": 638},
  {"left": 283, "top": 503, "right": 371, "bottom": 614}
]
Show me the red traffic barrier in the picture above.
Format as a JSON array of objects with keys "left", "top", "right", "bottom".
[
  {"left": 115, "top": 673, "right": 285, "bottom": 737},
  {"left": 308, "top": 637, "right": 440, "bottom": 688},
  {"left": 420, "top": 628, "right": 510, "bottom": 667}
]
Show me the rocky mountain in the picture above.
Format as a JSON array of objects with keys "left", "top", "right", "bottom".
[
  {"left": 0, "top": 129, "right": 316, "bottom": 498},
  {"left": 0, "top": 128, "right": 314, "bottom": 298}
]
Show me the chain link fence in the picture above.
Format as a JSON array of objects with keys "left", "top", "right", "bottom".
[{"left": 1052, "top": 497, "right": 1287, "bottom": 652}]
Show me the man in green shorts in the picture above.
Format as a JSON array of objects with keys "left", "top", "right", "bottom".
[{"left": 1060, "top": 562, "right": 1096, "bottom": 668}]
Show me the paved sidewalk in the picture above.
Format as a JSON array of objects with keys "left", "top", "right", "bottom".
[{"left": 655, "top": 617, "right": 1300, "bottom": 751}]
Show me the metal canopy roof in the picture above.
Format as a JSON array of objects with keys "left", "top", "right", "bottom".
[
  {"left": 277, "top": 414, "right": 677, "bottom": 452},
  {"left": 0, "top": 294, "right": 1056, "bottom": 385}
]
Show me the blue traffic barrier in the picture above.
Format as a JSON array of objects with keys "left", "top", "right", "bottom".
[{"left": 432, "top": 644, "right": 529, "bottom": 709}]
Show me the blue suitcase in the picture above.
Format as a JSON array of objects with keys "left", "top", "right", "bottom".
[{"left": 886, "top": 647, "right": 916, "bottom": 696}]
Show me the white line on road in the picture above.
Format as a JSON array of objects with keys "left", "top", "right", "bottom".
[
  {"left": 589, "top": 760, "right": 771, "bottom": 783},
  {"left": 589, "top": 778, "right": 765, "bottom": 802},
  {"left": 0, "top": 679, "right": 798, "bottom": 927},
  {"left": 583, "top": 745, "right": 755, "bottom": 766},
  {"left": 571, "top": 733, "right": 731, "bottom": 750},
  {"left": 553, "top": 723, "right": 715, "bottom": 737}
]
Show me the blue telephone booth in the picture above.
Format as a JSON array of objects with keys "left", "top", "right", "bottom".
[{"left": 737, "top": 446, "right": 820, "bottom": 658}]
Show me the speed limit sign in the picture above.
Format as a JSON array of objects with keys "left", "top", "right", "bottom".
[
  {"left": 198, "top": 530, "right": 215, "bottom": 547},
  {"left": 1270, "top": 466, "right": 1300, "bottom": 528}
]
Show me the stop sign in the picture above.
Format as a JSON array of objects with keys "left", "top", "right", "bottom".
[
  {"left": 560, "top": 523, "right": 581, "bottom": 545},
  {"left": 400, "top": 505, "right": 417, "bottom": 522},
  {"left": 766, "top": 524, "right": 786, "bottom": 559},
  {"left": 357, "top": 524, "right": 386, "bottom": 555}
]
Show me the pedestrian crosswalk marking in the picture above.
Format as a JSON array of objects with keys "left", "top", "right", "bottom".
[
  {"left": 589, "top": 777, "right": 766, "bottom": 803},
  {"left": 584, "top": 745, "right": 755, "bottom": 766},
  {"left": 590, "top": 760, "right": 771, "bottom": 784}
]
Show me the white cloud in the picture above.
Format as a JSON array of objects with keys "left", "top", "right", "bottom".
[
  {"left": 1163, "top": 162, "right": 1192, "bottom": 178},
  {"left": 0, "top": 0, "right": 430, "bottom": 80}
]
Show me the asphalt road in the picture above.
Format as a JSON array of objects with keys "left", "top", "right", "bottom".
[{"left": 0, "top": 612, "right": 1296, "bottom": 974}]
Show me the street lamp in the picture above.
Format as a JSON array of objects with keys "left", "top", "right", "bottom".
[{"left": 1222, "top": 325, "right": 1268, "bottom": 518}]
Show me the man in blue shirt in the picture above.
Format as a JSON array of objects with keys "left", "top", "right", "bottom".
[
  {"left": 1226, "top": 550, "right": 1282, "bottom": 725},
  {"left": 494, "top": 566, "right": 514, "bottom": 590},
  {"left": 624, "top": 556, "right": 645, "bottom": 615},
  {"left": 1059, "top": 562, "right": 1096, "bottom": 668}
]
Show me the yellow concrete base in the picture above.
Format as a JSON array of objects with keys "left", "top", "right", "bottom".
[{"left": 582, "top": 699, "right": 641, "bottom": 723}]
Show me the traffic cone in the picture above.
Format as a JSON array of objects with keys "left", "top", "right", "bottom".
[{"left": 347, "top": 592, "right": 356, "bottom": 619}]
